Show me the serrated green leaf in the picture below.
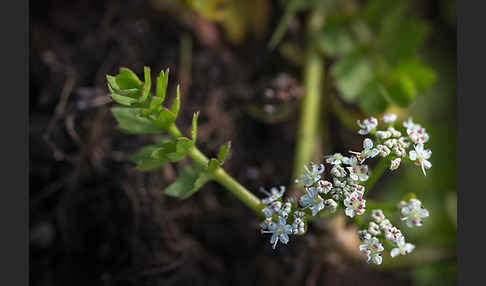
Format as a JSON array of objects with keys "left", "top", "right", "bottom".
[
  {"left": 154, "top": 108, "right": 177, "bottom": 129},
  {"left": 130, "top": 145, "right": 169, "bottom": 171},
  {"left": 191, "top": 112, "right": 199, "bottom": 143},
  {"left": 332, "top": 52, "right": 374, "bottom": 102},
  {"left": 166, "top": 137, "right": 193, "bottom": 162},
  {"left": 384, "top": 74, "right": 416, "bottom": 107},
  {"left": 171, "top": 85, "right": 181, "bottom": 116},
  {"left": 358, "top": 80, "right": 389, "bottom": 115},
  {"left": 116, "top": 68, "right": 143, "bottom": 90},
  {"left": 165, "top": 166, "right": 211, "bottom": 199},
  {"left": 395, "top": 60, "right": 436, "bottom": 92},
  {"left": 107, "top": 75, "right": 120, "bottom": 91},
  {"left": 217, "top": 141, "right": 231, "bottom": 164},
  {"left": 156, "top": 68, "right": 169, "bottom": 103},
  {"left": 110, "top": 93, "right": 138, "bottom": 106},
  {"left": 111, "top": 107, "right": 164, "bottom": 134},
  {"left": 165, "top": 166, "right": 200, "bottom": 198},
  {"left": 140, "top": 66, "right": 151, "bottom": 102},
  {"left": 206, "top": 159, "right": 220, "bottom": 172}
]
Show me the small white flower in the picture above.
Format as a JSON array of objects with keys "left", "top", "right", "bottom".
[
  {"left": 387, "top": 127, "right": 402, "bottom": 138},
  {"left": 409, "top": 144, "right": 432, "bottom": 176},
  {"left": 379, "top": 219, "right": 392, "bottom": 230},
  {"left": 390, "top": 237, "right": 415, "bottom": 258},
  {"left": 397, "top": 200, "right": 407, "bottom": 209},
  {"left": 358, "top": 230, "right": 371, "bottom": 242},
  {"left": 333, "top": 178, "right": 346, "bottom": 188},
  {"left": 376, "top": 130, "right": 391, "bottom": 139},
  {"left": 296, "top": 162, "right": 325, "bottom": 186},
  {"left": 390, "top": 158, "right": 401, "bottom": 170},
  {"left": 384, "top": 226, "right": 403, "bottom": 242},
  {"left": 344, "top": 191, "right": 366, "bottom": 218},
  {"left": 325, "top": 153, "right": 351, "bottom": 165},
  {"left": 393, "top": 145, "right": 407, "bottom": 157},
  {"left": 360, "top": 237, "right": 384, "bottom": 265},
  {"left": 357, "top": 117, "right": 378, "bottom": 135},
  {"left": 325, "top": 199, "right": 338, "bottom": 213},
  {"left": 292, "top": 217, "right": 306, "bottom": 235},
  {"left": 262, "top": 216, "right": 293, "bottom": 249},
  {"left": 376, "top": 144, "right": 391, "bottom": 157},
  {"left": 318, "top": 180, "right": 333, "bottom": 194},
  {"left": 371, "top": 209, "right": 386, "bottom": 223},
  {"left": 262, "top": 201, "right": 282, "bottom": 218},
  {"left": 398, "top": 137, "right": 410, "bottom": 148},
  {"left": 279, "top": 201, "right": 292, "bottom": 219},
  {"left": 384, "top": 138, "right": 398, "bottom": 149},
  {"left": 368, "top": 222, "right": 381, "bottom": 235},
  {"left": 347, "top": 157, "right": 369, "bottom": 182},
  {"left": 331, "top": 165, "right": 347, "bottom": 178},
  {"left": 351, "top": 138, "right": 379, "bottom": 163},
  {"left": 261, "top": 186, "right": 286, "bottom": 205},
  {"left": 401, "top": 198, "right": 429, "bottom": 227},
  {"left": 299, "top": 187, "right": 325, "bottom": 216},
  {"left": 404, "top": 117, "right": 429, "bottom": 144},
  {"left": 382, "top": 113, "right": 397, "bottom": 124}
]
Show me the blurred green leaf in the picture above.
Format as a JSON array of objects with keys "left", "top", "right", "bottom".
[
  {"left": 111, "top": 107, "right": 164, "bottom": 134},
  {"left": 358, "top": 80, "right": 389, "bottom": 115},
  {"left": 384, "top": 73, "right": 416, "bottom": 107},
  {"left": 317, "top": 23, "right": 355, "bottom": 57},
  {"left": 379, "top": 6, "right": 429, "bottom": 64},
  {"left": 269, "top": 0, "right": 311, "bottom": 49},
  {"left": 395, "top": 59, "right": 437, "bottom": 92},
  {"left": 332, "top": 51, "right": 374, "bottom": 102}
]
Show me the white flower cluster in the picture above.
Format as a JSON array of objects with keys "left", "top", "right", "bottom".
[
  {"left": 260, "top": 186, "right": 308, "bottom": 249},
  {"left": 258, "top": 114, "right": 432, "bottom": 265},
  {"left": 368, "top": 114, "right": 432, "bottom": 175},
  {"left": 359, "top": 209, "right": 416, "bottom": 264}
]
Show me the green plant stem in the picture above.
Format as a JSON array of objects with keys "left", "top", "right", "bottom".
[
  {"left": 291, "top": 48, "right": 324, "bottom": 186},
  {"left": 364, "top": 158, "right": 388, "bottom": 191},
  {"left": 167, "top": 124, "right": 264, "bottom": 216}
]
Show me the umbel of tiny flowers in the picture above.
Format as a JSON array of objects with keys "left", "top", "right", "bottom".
[
  {"left": 343, "top": 191, "right": 366, "bottom": 218},
  {"left": 400, "top": 198, "right": 430, "bottom": 227},
  {"left": 359, "top": 236, "right": 384, "bottom": 265}
]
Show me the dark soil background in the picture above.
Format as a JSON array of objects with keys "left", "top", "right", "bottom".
[{"left": 30, "top": 0, "right": 453, "bottom": 285}]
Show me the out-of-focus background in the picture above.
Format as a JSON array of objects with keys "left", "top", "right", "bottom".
[{"left": 30, "top": 0, "right": 456, "bottom": 285}]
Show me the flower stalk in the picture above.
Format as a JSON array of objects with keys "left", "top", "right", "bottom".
[{"left": 167, "top": 124, "right": 264, "bottom": 216}]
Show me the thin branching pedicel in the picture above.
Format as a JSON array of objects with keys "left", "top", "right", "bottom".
[{"left": 259, "top": 114, "right": 432, "bottom": 265}]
